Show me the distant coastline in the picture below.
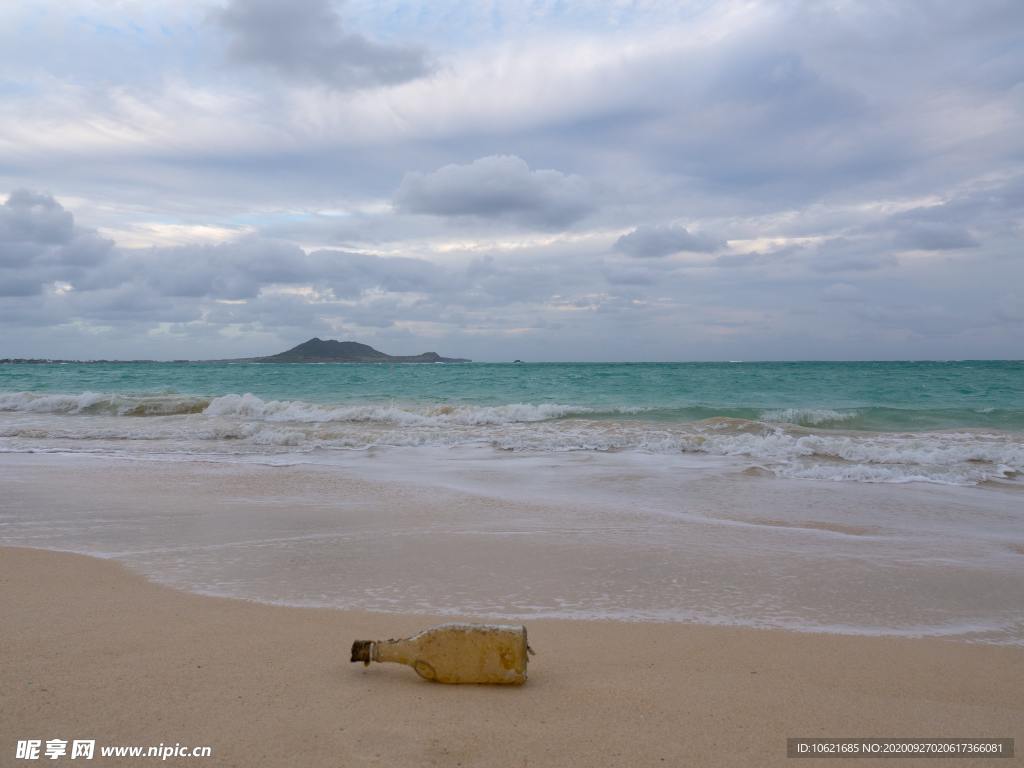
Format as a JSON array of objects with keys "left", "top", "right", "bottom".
[{"left": 0, "top": 337, "right": 471, "bottom": 365}]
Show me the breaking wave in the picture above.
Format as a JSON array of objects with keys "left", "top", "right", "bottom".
[
  {"left": 759, "top": 408, "right": 859, "bottom": 427},
  {"left": 202, "top": 393, "right": 601, "bottom": 425},
  {"left": 1, "top": 391, "right": 1022, "bottom": 486},
  {"left": 0, "top": 391, "right": 210, "bottom": 416}
]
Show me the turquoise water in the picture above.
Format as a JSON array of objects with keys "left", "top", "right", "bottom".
[
  {"left": 2, "top": 361, "right": 1022, "bottom": 485},
  {"left": 2, "top": 360, "right": 1022, "bottom": 431}
]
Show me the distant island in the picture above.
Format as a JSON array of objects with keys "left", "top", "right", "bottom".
[
  {"left": 243, "top": 338, "right": 470, "bottom": 364},
  {"left": 0, "top": 338, "right": 471, "bottom": 364}
]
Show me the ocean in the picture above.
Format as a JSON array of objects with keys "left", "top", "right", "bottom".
[
  {"left": 2, "top": 360, "right": 1023, "bottom": 643},
  {"left": 1, "top": 360, "right": 1022, "bottom": 485}
]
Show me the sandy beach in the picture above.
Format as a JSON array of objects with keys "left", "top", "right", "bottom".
[{"left": 1, "top": 546, "right": 1021, "bottom": 767}]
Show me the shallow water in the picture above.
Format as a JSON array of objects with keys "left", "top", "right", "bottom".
[{"left": 2, "top": 451, "right": 1022, "bottom": 644}]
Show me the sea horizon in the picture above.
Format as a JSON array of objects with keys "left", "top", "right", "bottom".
[{"left": 4, "top": 356, "right": 1023, "bottom": 363}]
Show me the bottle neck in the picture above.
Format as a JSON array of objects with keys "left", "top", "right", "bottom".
[{"left": 372, "top": 639, "right": 418, "bottom": 666}]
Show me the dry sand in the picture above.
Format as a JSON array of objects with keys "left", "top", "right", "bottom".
[{"left": 1, "top": 547, "right": 1020, "bottom": 767}]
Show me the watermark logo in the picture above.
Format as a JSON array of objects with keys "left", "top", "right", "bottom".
[
  {"left": 15, "top": 739, "right": 210, "bottom": 761},
  {"left": 787, "top": 738, "right": 1014, "bottom": 758},
  {"left": 16, "top": 740, "right": 91, "bottom": 760}
]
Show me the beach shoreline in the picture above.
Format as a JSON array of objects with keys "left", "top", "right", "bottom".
[
  {"left": 2, "top": 452, "right": 1022, "bottom": 643},
  {"left": 2, "top": 546, "right": 1021, "bottom": 767}
]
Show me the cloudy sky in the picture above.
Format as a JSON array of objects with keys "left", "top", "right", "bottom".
[{"left": 1, "top": 0, "right": 1022, "bottom": 361}]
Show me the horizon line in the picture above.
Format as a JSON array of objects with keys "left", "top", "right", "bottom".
[{"left": 2, "top": 357, "right": 1021, "bottom": 365}]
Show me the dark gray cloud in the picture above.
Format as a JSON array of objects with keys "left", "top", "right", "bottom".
[
  {"left": 0, "top": 189, "right": 452, "bottom": 317},
  {"left": 124, "top": 241, "right": 444, "bottom": 301},
  {"left": 865, "top": 198, "right": 988, "bottom": 252},
  {"left": 893, "top": 222, "right": 978, "bottom": 251},
  {"left": 614, "top": 223, "right": 723, "bottom": 258},
  {"left": 394, "top": 156, "right": 596, "bottom": 230},
  {"left": 0, "top": 189, "right": 74, "bottom": 247},
  {"left": 215, "top": 0, "right": 430, "bottom": 89},
  {"left": 0, "top": 190, "right": 114, "bottom": 295}
]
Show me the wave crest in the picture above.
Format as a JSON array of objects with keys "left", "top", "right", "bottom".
[
  {"left": 760, "top": 408, "right": 858, "bottom": 426},
  {"left": 202, "top": 393, "right": 598, "bottom": 425},
  {"left": 0, "top": 391, "right": 210, "bottom": 416}
]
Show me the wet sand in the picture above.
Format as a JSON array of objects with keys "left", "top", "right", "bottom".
[
  {"left": 2, "top": 454, "right": 1022, "bottom": 641},
  {"left": 1, "top": 547, "right": 1021, "bottom": 767}
]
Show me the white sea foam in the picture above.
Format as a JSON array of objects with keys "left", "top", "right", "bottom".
[
  {"left": 202, "top": 392, "right": 596, "bottom": 425},
  {"left": 672, "top": 426, "right": 1024, "bottom": 485},
  {"left": 1, "top": 391, "right": 1022, "bottom": 486}
]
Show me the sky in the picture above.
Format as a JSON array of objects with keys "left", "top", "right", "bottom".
[{"left": 1, "top": 0, "right": 1022, "bottom": 361}]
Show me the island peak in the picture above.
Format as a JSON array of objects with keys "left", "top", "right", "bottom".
[{"left": 251, "top": 338, "right": 470, "bottom": 364}]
